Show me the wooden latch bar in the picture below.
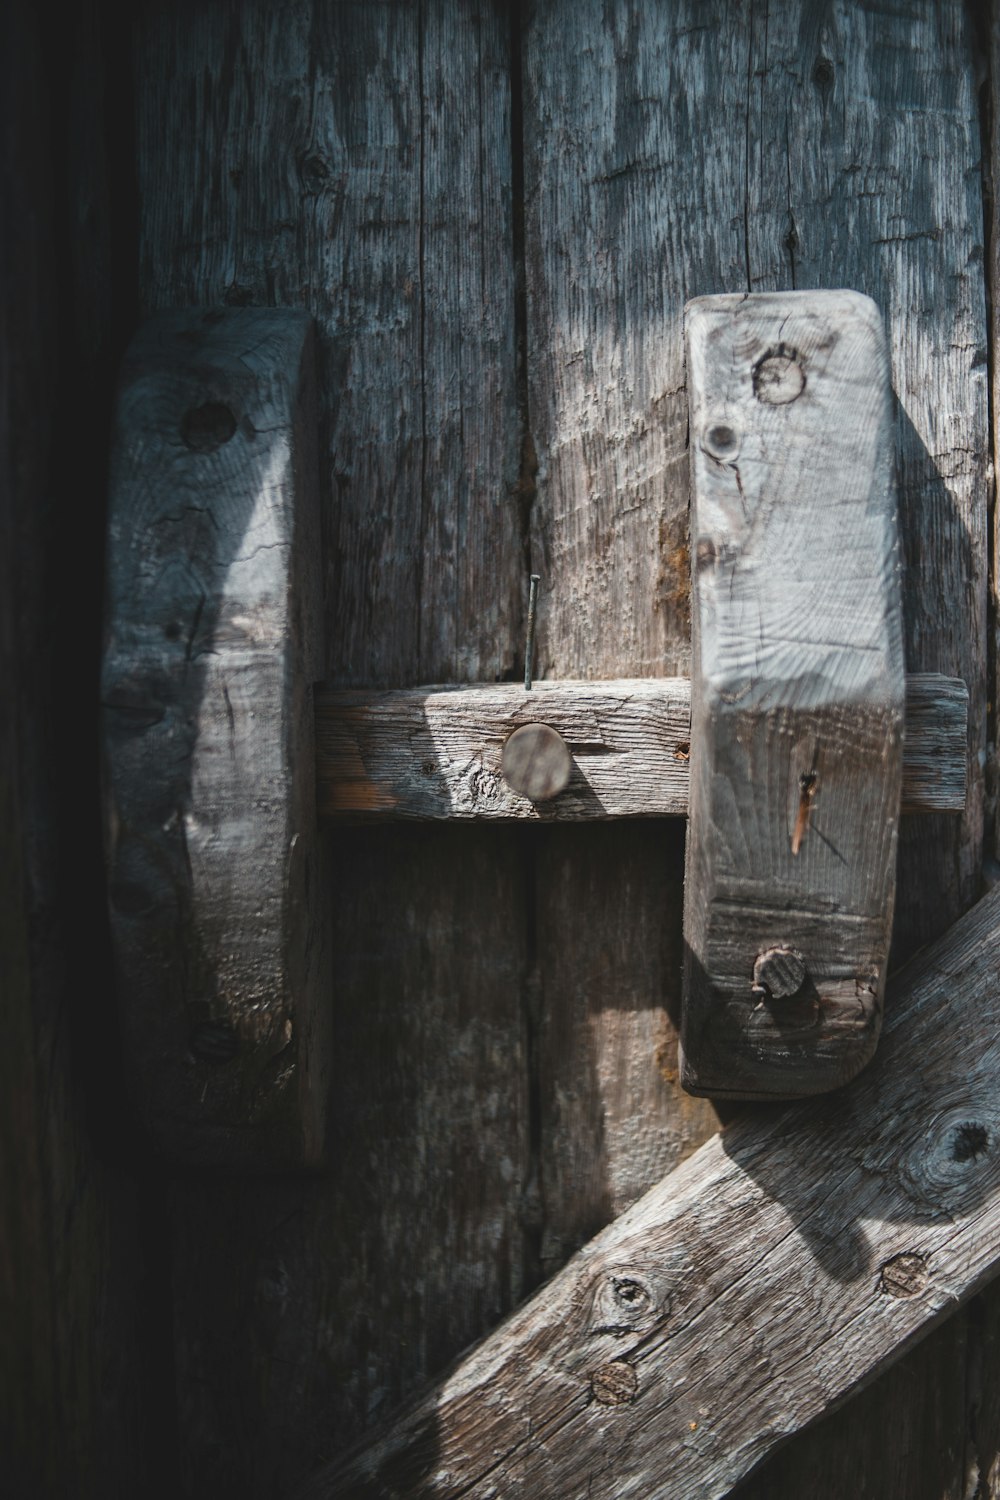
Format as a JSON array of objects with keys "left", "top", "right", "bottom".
[
  {"left": 681, "top": 290, "right": 905, "bottom": 1099},
  {"left": 313, "top": 673, "right": 964, "bottom": 821}
]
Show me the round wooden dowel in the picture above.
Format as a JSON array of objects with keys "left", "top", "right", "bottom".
[{"left": 502, "top": 722, "right": 572, "bottom": 802}]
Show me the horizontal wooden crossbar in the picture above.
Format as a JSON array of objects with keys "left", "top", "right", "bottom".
[
  {"left": 303, "top": 881, "right": 1000, "bottom": 1500},
  {"left": 315, "top": 672, "right": 967, "bottom": 821}
]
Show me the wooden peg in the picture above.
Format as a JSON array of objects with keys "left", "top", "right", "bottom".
[{"left": 680, "top": 291, "right": 904, "bottom": 1099}]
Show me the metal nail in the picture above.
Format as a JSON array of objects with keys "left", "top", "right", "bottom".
[{"left": 524, "top": 573, "right": 541, "bottom": 692}]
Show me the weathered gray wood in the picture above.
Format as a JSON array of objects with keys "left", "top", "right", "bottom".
[
  {"left": 102, "top": 307, "right": 329, "bottom": 1168},
  {"left": 715, "top": 3, "right": 993, "bottom": 1489},
  {"left": 520, "top": 6, "right": 990, "bottom": 1486},
  {"left": 681, "top": 290, "right": 904, "bottom": 1101},
  {"left": 315, "top": 673, "right": 965, "bottom": 822},
  {"left": 531, "top": 821, "right": 720, "bottom": 1282},
  {"left": 746, "top": 0, "right": 989, "bottom": 965},
  {"left": 901, "top": 673, "right": 969, "bottom": 815},
  {"left": 124, "top": 1, "right": 994, "bottom": 1495},
  {"left": 306, "top": 882, "right": 1000, "bottom": 1500},
  {"left": 169, "top": 826, "right": 530, "bottom": 1499},
  {"left": 134, "top": 3, "right": 528, "bottom": 1490},
  {"left": 316, "top": 679, "right": 690, "bottom": 819}
]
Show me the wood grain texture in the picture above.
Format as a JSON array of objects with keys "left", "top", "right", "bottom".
[
  {"left": 137, "top": 0, "right": 522, "bottom": 688},
  {"left": 317, "top": 678, "right": 691, "bottom": 819},
  {"left": 742, "top": 0, "right": 989, "bottom": 962},
  {"left": 316, "top": 672, "right": 965, "bottom": 821},
  {"left": 170, "top": 826, "right": 529, "bottom": 1500},
  {"left": 305, "top": 883, "right": 1000, "bottom": 1500},
  {"left": 682, "top": 290, "right": 904, "bottom": 1100},
  {"left": 519, "top": 0, "right": 746, "bottom": 1335},
  {"left": 102, "top": 308, "right": 329, "bottom": 1167},
  {"left": 726, "top": 2, "right": 992, "bottom": 1490},
  {"left": 126, "top": 1, "right": 994, "bottom": 1494},
  {"left": 520, "top": 4, "right": 990, "bottom": 1493},
  {"left": 134, "top": 4, "right": 529, "bottom": 1491}
]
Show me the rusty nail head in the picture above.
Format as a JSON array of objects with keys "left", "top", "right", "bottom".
[{"left": 752, "top": 946, "right": 807, "bottom": 1000}]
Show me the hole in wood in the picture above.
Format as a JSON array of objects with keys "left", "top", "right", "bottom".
[
  {"left": 950, "top": 1121, "right": 989, "bottom": 1163},
  {"left": 181, "top": 401, "right": 237, "bottom": 452},
  {"left": 702, "top": 422, "right": 741, "bottom": 461}
]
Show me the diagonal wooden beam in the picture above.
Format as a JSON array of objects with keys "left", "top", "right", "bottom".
[
  {"left": 302, "top": 883, "right": 1000, "bottom": 1500},
  {"left": 314, "top": 672, "right": 967, "bottom": 822}
]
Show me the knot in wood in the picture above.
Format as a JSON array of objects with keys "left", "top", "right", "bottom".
[
  {"left": 590, "top": 1361, "right": 639, "bottom": 1406},
  {"left": 752, "top": 946, "right": 807, "bottom": 1000},
  {"left": 180, "top": 401, "right": 237, "bottom": 452},
  {"left": 752, "top": 347, "right": 805, "bottom": 405},
  {"left": 588, "top": 1270, "right": 665, "bottom": 1336},
  {"left": 701, "top": 421, "right": 741, "bottom": 462},
  {"left": 502, "top": 721, "right": 572, "bottom": 802},
  {"left": 879, "top": 1252, "right": 929, "bottom": 1299}
]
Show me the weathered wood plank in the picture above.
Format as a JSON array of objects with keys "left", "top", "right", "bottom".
[
  {"left": 745, "top": 0, "right": 989, "bottom": 963},
  {"left": 315, "top": 672, "right": 966, "bottom": 822},
  {"left": 682, "top": 289, "right": 904, "bottom": 1100},
  {"left": 134, "top": 2, "right": 527, "bottom": 1489},
  {"left": 102, "top": 308, "right": 328, "bottom": 1168},
  {"left": 138, "top": 0, "right": 522, "bottom": 689},
  {"left": 727, "top": 2, "right": 991, "bottom": 1490},
  {"left": 530, "top": 820, "right": 718, "bottom": 1280},
  {"left": 317, "top": 679, "right": 690, "bottom": 820},
  {"left": 305, "top": 882, "right": 1000, "bottom": 1500},
  {"left": 519, "top": 0, "right": 750, "bottom": 1316},
  {"left": 520, "top": 4, "right": 990, "bottom": 1493},
  {"left": 170, "top": 826, "right": 529, "bottom": 1499}
]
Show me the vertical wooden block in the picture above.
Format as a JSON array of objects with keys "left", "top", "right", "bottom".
[
  {"left": 681, "top": 291, "right": 904, "bottom": 1099},
  {"left": 102, "top": 309, "right": 329, "bottom": 1167}
]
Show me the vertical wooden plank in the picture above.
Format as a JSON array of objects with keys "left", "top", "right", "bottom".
[
  {"left": 521, "top": 0, "right": 737, "bottom": 1286},
  {"left": 744, "top": 0, "right": 988, "bottom": 960},
  {"left": 135, "top": 1, "right": 526, "bottom": 1490},
  {"left": 532, "top": 822, "right": 712, "bottom": 1278},
  {"left": 139, "top": 0, "right": 522, "bottom": 688},
  {"left": 524, "top": 4, "right": 989, "bottom": 1497},
  {"left": 171, "top": 827, "right": 528, "bottom": 1498},
  {"left": 732, "top": 2, "right": 989, "bottom": 1494}
]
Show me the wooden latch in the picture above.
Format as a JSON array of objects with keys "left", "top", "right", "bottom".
[
  {"left": 101, "top": 299, "right": 959, "bottom": 1165},
  {"left": 681, "top": 290, "right": 905, "bottom": 1099}
]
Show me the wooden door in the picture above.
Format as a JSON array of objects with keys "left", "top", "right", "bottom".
[{"left": 6, "top": 2, "right": 999, "bottom": 1496}]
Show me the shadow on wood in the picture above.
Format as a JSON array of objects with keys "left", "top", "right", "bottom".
[{"left": 301, "top": 882, "right": 1000, "bottom": 1500}]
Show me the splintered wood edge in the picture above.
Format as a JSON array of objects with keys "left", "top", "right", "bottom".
[
  {"left": 101, "top": 308, "right": 329, "bottom": 1169},
  {"left": 313, "top": 673, "right": 966, "bottom": 821},
  {"left": 301, "top": 882, "right": 1000, "bottom": 1500}
]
